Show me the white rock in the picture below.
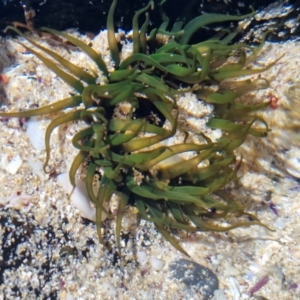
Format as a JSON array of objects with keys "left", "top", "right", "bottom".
[
  {"left": 285, "top": 148, "right": 300, "bottom": 178},
  {"left": 214, "top": 289, "right": 228, "bottom": 300},
  {"left": 150, "top": 257, "right": 164, "bottom": 271},
  {"left": 228, "top": 276, "right": 240, "bottom": 300},
  {"left": 26, "top": 117, "right": 47, "bottom": 150},
  {"left": 212, "top": 128, "right": 222, "bottom": 139},
  {"left": 1, "top": 153, "right": 23, "bottom": 174},
  {"left": 274, "top": 218, "right": 286, "bottom": 229},
  {"left": 27, "top": 156, "right": 45, "bottom": 179},
  {"left": 57, "top": 172, "right": 107, "bottom": 222},
  {"left": 137, "top": 251, "right": 148, "bottom": 266}
]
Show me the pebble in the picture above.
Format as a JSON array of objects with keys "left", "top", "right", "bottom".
[
  {"left": 214, "top": 289, "right": 228, "bottom": 300},
  {"left": 274, "top": 218, "right": 286, "bottom": 229},
  {"left": 57, "top": 173, "right": 105, "bottom": 222},
  {"left": 169, "top": 258, "right": 218, "bottom": 300},
  {"left": 0, "top": 153, "right": 23, "bottom": 175},
  {"left": 26, "top": 117, "right": 47, "bottom": 151},
  {"left": 150, "top": 257, "right": 164, "bottom": 271},
  {"left": 137, "top": 251, "right": 148, "bottom": 266},
  {"left": 285, "top": 149, "right": 300, "bottom": 178}
]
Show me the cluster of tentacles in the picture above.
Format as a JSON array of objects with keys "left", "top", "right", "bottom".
[{"left": 0, "top": 0, "right": 275, "bottom": 255}]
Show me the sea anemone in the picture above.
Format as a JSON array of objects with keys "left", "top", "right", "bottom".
[{"left": 0, "top": 0, "right": 276, "bottom": 256}]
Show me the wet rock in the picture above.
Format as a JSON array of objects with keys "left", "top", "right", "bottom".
[
  {"left": 1, "top": 0, "right": 300, "bottom": 42},
  {"left": 170, "top": 258, "right": 218, "bottom": 300}
]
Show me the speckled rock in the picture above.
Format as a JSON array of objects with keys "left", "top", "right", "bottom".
[{"left": 170, "top": 258, "right": 218, "bottom": 300}]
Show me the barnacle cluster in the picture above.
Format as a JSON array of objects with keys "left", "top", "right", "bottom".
[{"left": 0, "top": 0, "right": 275, "bottom": 255}]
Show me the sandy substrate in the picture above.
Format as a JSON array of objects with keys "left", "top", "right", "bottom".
[{"left": 0, "top": 28, "right": 299, "bottom": 300}]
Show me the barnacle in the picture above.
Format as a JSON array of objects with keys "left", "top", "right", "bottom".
[{"left": 1, "top": 0, "right": 275, "bottom": 256}]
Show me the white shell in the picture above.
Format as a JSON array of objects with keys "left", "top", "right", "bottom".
[
  {"left": 285, "top": 148, "right": 300, "bottom": 179},
  {"left": 26, "top": 117, "right": 47, "bottom": 150},
  {"left": 57, "top": 172, "right": 107, "bottom": 222}
]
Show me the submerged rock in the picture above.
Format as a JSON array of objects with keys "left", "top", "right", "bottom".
[{"left": 170, "top": 258, "right": 218, "bottom": 300}]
